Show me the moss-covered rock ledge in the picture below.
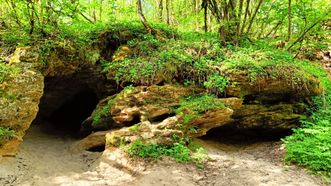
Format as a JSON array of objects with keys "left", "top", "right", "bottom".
[
  {"left": 81, "top": 79, "right": 320, "bottom": 150},
  {"left": 0, "top": 26, "right": 324, "bottom": 157}
]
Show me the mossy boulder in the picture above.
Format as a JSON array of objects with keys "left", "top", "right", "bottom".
[
  {"left": 82, "top": 80, "right": 317, "bottom": 149},
  {"left": 82, "top": 84, "right": 201, "bottom": 131},
  {"left": 0, "top": 48, "right": 44, "bottom": 156}
]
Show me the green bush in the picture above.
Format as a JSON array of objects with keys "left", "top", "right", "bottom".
[
  {"left": 127, "top": 139, "right": 208, "bottom": 165},
  {"left": 0, "top": 127, "right": 16, "bottom": 145},
  {"left": 92, "top": 98, "right": 114, "bottom": 126},
  {"left": 176, "top": 95, "right": 224, "bottom": 115},
  {"left": 283, "top": 62, "right": 331, "bottom": 180}
]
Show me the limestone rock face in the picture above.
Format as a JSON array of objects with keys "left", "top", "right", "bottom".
[
  {"left": 81, "top": 85, "right": 236, "bottom": 147},
  {"left": 225, "top": 70, "right": 322, "bottom": 98},
  {"left": 83, "top": 79, "right": 320, "bottom": 148},
  {"left": 0, "top": 48, "right": 44, "bottom": 156},
  {"left": 106, "top": 118, "right": 184, "bottom": 147},
  {"left": 82, "top": 84, "right": 199, "bottom": 131},
  {"left": 231, "top": 104, "right": 305, "bottom": 129}
]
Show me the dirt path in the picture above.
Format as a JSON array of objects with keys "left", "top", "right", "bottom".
[
  {"left": 134, "top": 139, "right": 325, "bottom": 186},
  {"left": 0, "top": 125, "right": 134, "bottom": 186},
  {"left": 0, "top": 125, "right": 325, "bottom": 186}
]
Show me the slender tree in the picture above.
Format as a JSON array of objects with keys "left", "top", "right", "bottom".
[
  {"left": 158, "top": 0, "right": 163, "bottom": 22},
  {"left": 287, "top": 0, "right": 292, "bottom": 41},
  {"left": 137, "top": 0, "right": 155, "bottom": 33}
]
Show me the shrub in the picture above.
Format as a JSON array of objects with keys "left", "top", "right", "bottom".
[
  {"left": 283, "top": 62, "right": 331, "bottom": 180},
  {"left": 127, "top": 139, "right": 208, "bottom": 166},
  {"left": 0, "top": 127, "right": 16, "bottom": 145}
]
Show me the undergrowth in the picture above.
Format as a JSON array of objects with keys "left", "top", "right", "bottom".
[
  {"left": 175, "top": 95, "right": 224, "bottom": 127},
  {"left": 92, "top": 98, "right": 114, "bottom": 126},
  {"left": 283, "top": 61, "right": 331, "bottom": 181},
  {"left": 102, "top": 30, "right": 318, "bottom": 98},
  {"left": 0, "top": 127, "right": 16, "bottom": 145},
  {"left": 127, "top": 139, "right": 208, "bottom": 168}
]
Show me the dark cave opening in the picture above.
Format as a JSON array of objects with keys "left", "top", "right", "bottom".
[
  {"left": 47, "top": 88, "right": 99, "bottom": 136},
  {"left": 33, "top": 87, "right": 99, "bottom": 138},
  {"left": 87, "top": 145, "right": 106, "bottom": 152},
  {"left": 201, "top": 124, "right": 293, "bottom": 145}
]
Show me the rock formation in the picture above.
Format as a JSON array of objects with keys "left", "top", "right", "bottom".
[{"left": 0, "top": 47, "right": 44, "bottom": 156}]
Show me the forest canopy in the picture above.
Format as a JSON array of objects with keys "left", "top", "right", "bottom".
[{"left": 0, "top": 0, "right": 330, "bottom": 49}]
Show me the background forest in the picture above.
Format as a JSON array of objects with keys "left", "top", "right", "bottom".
[
  {"left": 0, "top": 0, "right": 331, "bottom": 181},
  {"left": 0, "top": 0, "right": 330, "bottom": 49}
]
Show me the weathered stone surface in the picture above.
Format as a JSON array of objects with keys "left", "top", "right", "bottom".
[
  {"left": 82, "top": 84, "right": 199, "bottom": 132},
  {"left": 106, "top": 117, "right": 184, "bottom": 147},
  {"left": 0, "top": 48, "right": 44, "bottom": 156},
  {"left": 81, "top": 85, "right": 237, "bottom": 147},
  {"left": 231, "top": 104, "right": 305, "bottom": 129},
  {"left": 187, "top": 107, "right": 234, "bottom": 137},
  {"left": 72, "top": 131, "right": 109, "bottom": 152},
  {"left": 225, "top": 70, "right": 322, "bottom": 98},
  {"left": 112, "top": 45, "right": 132, "bottom": 62},
  {"left": 90, "top": 80, "right": 319, "bottom": 148}
]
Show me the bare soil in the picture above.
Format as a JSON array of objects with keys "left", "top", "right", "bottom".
[{"left": 0, "top": 125, "right": 326, "bottom": 186}]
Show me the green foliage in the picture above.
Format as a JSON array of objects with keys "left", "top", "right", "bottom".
[
  {"left": 176, "top": 95, "right": 224, "bottom": 115},
  {"left": 0, "top": 63, "right": 20, "bottom": 83},
  {"left": 0, "top": 29, "right": 31, "bottom": 47},
  {"left": 92, "top": 98, "right": 114, "bottom": 126},
  {"left": 127, "top": 139, "right": 208, "bottom": 165},
  {"left": 204, "top": 73, "right": 229, "bottom": 93},
  {"left": 128, "top": 123, "right": 140, "bottom": 132},
  {"left": 283, "top": 62, "right": 331, "bottom": 180},
  {"left": 175, "top": 95, "right": 224, "bottom": 126},
  {"left": 0, "top": 63, "right": 21, "bottom": 100},
  {"left": 0, "top": 127, "right": 16, "bottom": 145}
]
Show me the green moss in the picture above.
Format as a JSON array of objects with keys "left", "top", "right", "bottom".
[
  {"left": 128, "top": 123, "right": 140, "bottom": 132},
  {"left": 92, "top": 98, "right": 114, "bottom": 126},
  {"left": 127, "top": 139, "right": 208, "bottom": 166},
  {"left": 0, "top": 63, "right": 21, "bottom": 100},
  {"left": 176, "top": 95, "right": 224, "bottom": 115},
  {"left": 0, "top": 127, "right": 16, "bottom": 145},
  {"left": 175, "top": 95, "right": 224, "bottom": 126},
  {"left": 0, "top": 62, "right": 20, "bottom": 83}
]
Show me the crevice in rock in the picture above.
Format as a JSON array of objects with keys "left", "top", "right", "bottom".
[
  {"left": 150, "top": 113, "right": 176, "bottom": 123},
  {"left": 201, "top": 124, "right": 293, "bottom": 144},
  {"left": 243, "top": 93, "right": 293, "bottom": 105},
  {"left": 87, "top": 145, "right": 106, "bottom": 152}
]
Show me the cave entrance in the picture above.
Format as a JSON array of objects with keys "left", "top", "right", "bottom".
[
  {"left": 200, "top": 124, "right": 293, "bottom": 148},
  {"left": 48, "top": 88, "right": 98, "bottom": 137},
  {"left": 33, "top": 87, "right": 99, "bottom": 138}
]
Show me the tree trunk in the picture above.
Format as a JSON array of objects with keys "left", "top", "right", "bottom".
[
  {"left": 245, "top": 0, "right": 264, "bottom": 35},
  {"left": 137, "top": 0, "right": 155, "bottom": 33},
  {"left": 240, "top": 0, "right": 250, "bottom": 34},
  {"left": 165, "top": 0, "right": 170, "bottom": 25},
  {"left": 99, "top": 0, "right": 103, "bottom": 21},
  {"left": 287, "top": 20, "right": 324, "bottom": 51},
  {"left": 202, "top": 0, "right": 208, "bottom": 32},
  {"left": 158, "top": 0, "right": 163, "bottom": 22},
  {"left": 237, "top": 0, "right": 244, "bottom": 35},
  {"left": 195, "top": 0, "right": 199, "bottom": 31},
  {"left": 287, "top": 0, "right": 292, "bottom": 41},
  {"left": 27, "top": 0, "right": 35, "bottom": 35}
]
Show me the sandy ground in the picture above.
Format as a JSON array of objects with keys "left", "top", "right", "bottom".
[{"left": 0, "top": 125, "right": 326, "bottom": 186}]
